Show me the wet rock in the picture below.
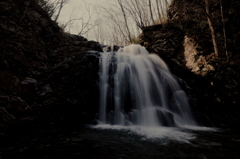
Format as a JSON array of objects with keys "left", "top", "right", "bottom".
[
  {"left": 156, "top": 108, "right": 175, "bottom": 126},
  {"left": 103, "top": 45, "right": 121, "bottom": 52},
  {"left": 88, "top": 41, "right": 103, "bottom": 52}
]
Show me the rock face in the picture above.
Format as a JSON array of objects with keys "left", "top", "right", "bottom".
[
  {"left": 0, "top": 0, "right": 102, "bottom": 127},
  {"left": 140, "top": 0, "right": 240, "bottom": 129},
  {"left": 183, "top": 36, "right": 215, "bottom": 76}
]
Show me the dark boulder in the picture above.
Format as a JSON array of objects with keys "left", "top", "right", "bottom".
[
  {"left": 103, "top": 45, "right": 121, "bottom": 52},
  {"left": 156, "top": 108, "right": 175, "bottom": 127}
]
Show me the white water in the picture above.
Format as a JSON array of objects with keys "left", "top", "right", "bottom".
[
  {"left": 92, "top": 124, "right": 195, "bottom": 143},
  {"left": 98, "top": 44, "right": 197, "bottom": 127},
  {"left": 91, "top": 124, "right": 217, "bottom": 143}
]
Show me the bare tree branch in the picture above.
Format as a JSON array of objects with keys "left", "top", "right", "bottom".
[{"left": 54, "top": 0, "right": 70, "bottom": 22}]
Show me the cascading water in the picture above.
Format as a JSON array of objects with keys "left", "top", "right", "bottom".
[{"left": 98, "top": 44, "right": 197, "bottom": 127}]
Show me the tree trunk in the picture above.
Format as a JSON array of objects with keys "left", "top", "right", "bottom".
[
  {"left": 205, "top": 0, "right": 219, "bottom": 57},
  {"left": 220, "top": 0, "right": 229, "bottom": 61}
]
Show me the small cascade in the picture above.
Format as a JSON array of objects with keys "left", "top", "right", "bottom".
[{"left": 98, "top": 44, "right": 197, "bottom": 127}]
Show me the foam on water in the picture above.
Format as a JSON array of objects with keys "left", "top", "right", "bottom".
[
  {"left": 181, "top": 125, "right": 218, "bottom": 131},
  {"left": 92, "top": 124, "right": 195, "bottom": 143}
]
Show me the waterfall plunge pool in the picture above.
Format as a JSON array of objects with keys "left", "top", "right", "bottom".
[
  {"left": 91, "top": 124, "right": 216, "bottom": 143},
  {"left": 96, "top": 44, "right": 217, "bottom": 143}
]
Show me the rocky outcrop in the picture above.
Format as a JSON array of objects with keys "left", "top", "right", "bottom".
[
  {"left": 0, "top": 0, "right": 101, "bottom": 126},
  {"left": 140, "top": 0, "right": 240, "bottom": 129},
  {"left": 183, "top": 36, "right": 215, "bottom": 76}
]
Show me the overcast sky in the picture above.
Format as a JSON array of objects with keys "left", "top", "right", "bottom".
[
  {"left": 49, "top": 0, "right": 107, "bottom": 36},
  {"left": 48, "top": 0, "right": 171, "bottom": 43},
  {"left": 59, "top": 0, "right": 104, "bottom": 21}
]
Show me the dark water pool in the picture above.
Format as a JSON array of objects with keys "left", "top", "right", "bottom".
[{"left": 1, "top": 121, "right": 240, "bottom": 159}]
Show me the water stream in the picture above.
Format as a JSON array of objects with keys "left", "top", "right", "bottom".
[{"left": 98, "top": 44, "right": 197, "bottom": 128}]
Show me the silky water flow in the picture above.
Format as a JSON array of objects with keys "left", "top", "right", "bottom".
[{"left": 98, "top": 44, "right": 197, "bottom": 127}]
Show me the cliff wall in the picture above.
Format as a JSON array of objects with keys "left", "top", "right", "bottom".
[
  {"left": 0, "top": 0, "right": 101, "bottom": 126},
  {"left": 140, "top": 0, "right": 240, "bottom": 128}
]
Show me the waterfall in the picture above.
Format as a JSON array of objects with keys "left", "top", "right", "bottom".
[{"left": 98, "top": 44, "right": 197, "bottom": 127}]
